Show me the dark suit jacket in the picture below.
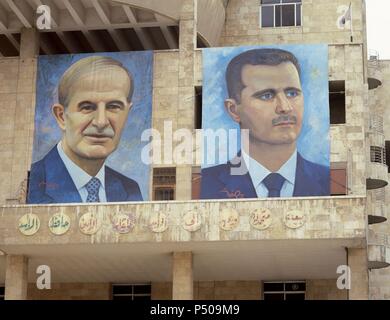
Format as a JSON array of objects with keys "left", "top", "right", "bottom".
[
  {"left": 200, "top": 152, "right": 330, "bottom": 199},
  {"left": 27, "top": 146, "right": 143, "bottom": 204}
]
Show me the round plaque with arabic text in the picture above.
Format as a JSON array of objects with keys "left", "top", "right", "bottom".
[
  {"left": 182, "top": 210, "right": 202, "bottom": 232},
  {"left": 149, "top": 212, "right": 168, "bottom": 233},
  {"left": 250, "top": 208, "right": 272, "bottom": 230},
  {"left": 79, "top": 212, "right": 101, "bottom": 235},
  {"left": 112, "top": 213, "right": 135, "bottom": 234},
  {"left": 219, "top": 208, "right": 239, "bottom": 231},
  {"left": 18, "top": 213, "right": 40, "bottom": 236},
  {"left": 284, "top": 210, "right": 305, "bottom": 229},
  {"left": 49, "top": 212, "right": 71, "bottom": 235}
]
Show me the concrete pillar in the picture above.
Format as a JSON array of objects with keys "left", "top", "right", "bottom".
[
  {"left": 348, "top": 248, "right": 369, "bottom": 300},
  {"left": 4, "top": 255, "right": 29, "bottom": 300},
  {"left": 176, "top": 0, "right": 197, "bottom": 200},
  {"left": 20, "top": 28, "right": 40, "bottom": 60},
  {"left": 344, "top": 45, "right": 367, "bottom": 196},
  {"left": 172, "top": 252, "right": 193, "bottom": 300},
  {"left": 9, "top": 28, "right": 39, "bottom": 204}
]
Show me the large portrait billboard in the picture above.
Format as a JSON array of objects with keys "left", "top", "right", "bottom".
[
  {"left": 28, "top": 52, "right": 153, "bottom": 204},
  {"left": 200, "top": 45, "right": 330, "bottom": 199}
]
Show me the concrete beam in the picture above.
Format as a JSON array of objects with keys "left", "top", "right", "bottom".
[
  {"left": 92, "top": 0, "right": 130, "bottom": 51},
  {"left": 122, "top": 5, "right": 154, "bottom": 50},
  {"left": 156, "top": 15, "right": 178, "bottom": 49},
  {"left": 113, "top": 0, "right": 181, "bottom": 20},
  {"left": 63, "top": 0, "right": 105, "bottom": 52},
  {"left": 6, "top": 0, "right": 34, "bottom": 28}
]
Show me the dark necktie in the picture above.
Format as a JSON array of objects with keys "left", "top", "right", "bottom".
[
  {"left": 86, "top": 177, "right": 101, "bottom": 202},
  {"left": 263, "top": 173, "right": 285, "bottom": 198}
]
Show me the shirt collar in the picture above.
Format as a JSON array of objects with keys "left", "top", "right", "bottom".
[
  {"left": 242, "top": 149, "right": 297, "bottom": 187},
  {"left": 57, "top": 142, "right": 106, "bottom": 191}
]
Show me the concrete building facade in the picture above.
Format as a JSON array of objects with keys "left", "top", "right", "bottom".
[{"left": 0, "top": 0, "right": 389, "bottom": 300}]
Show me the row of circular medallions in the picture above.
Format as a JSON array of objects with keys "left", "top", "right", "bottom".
[{"left": 17, "top": 208, "right": 306, "bottom": 236}]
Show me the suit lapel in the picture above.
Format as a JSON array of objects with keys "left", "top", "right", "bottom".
[
  {"left": 293, "top": 153, "right": 307, "bottom": 196},
  {"left": 44, "top": 147, "right": 83, "bottom": 203},
  {"left": 218, "top": 152, "right": 257, "bottom": 199},
  {"left": 105, "top": 168, "right": 128, "bottom": 202},
  {"left": 293, "top": 152, "right": 323, "bottom": 196}
]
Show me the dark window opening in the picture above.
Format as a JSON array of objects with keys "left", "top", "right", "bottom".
[
  {"left": 0, "top": 34, "right": 20, "bottom": 56},
  {"left": 263, "top": 281, "right": 306, "bottom": 301},
  {"left": 112, "top": 284, "right": 151, "bottom": 301},
  {"left": 153, "top": 167, "right": 176, "bottom": 201},
  {"left": 0, "top": 286, "right": 4, "bottom": 300},
  {"left": 154, "top": 188, "right": 175, "bottom": 201},
  {"left": 329, "top": 81, "right": 346, "bottom": 124},
  {"left": 25, "top": 170, "right": 31, "bottom": 202},
  {"left": 195, "top": 86, "right": 203, "bottom": 129},
  {"left": 385, "top": 141, "right": 390, "bottom": 173},
  {"left": 386, "top": 141, "right": 390, "bottom": 173},
  {"left": 197, "top": 34, "right": 209, "bottom": 48}
]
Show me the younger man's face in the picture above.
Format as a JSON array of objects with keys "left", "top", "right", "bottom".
[{"left": 230, "top": 62, "right": 304, "bottom": 146}]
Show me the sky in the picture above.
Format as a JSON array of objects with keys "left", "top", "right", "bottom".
[{"left": 366, "top": 0, "right": 390, "bottom": 59}]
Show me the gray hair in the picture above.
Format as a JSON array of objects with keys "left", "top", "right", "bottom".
[{"left": 58, "top": 56, "right": 134, "bottom": 108}]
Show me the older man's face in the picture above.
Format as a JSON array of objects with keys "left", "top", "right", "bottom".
[
  {"left": 235, "top": 62, "right": 304, "bottom": 146},
  {"left": 60, "top": 66, "right": 132, "bottom": 160}
]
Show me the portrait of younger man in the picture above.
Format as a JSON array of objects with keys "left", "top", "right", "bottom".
[
  {"left": 28, "top": 52, "right": 153, "bottom": 204},
  {"left": 200, "top": 46, "right": 330, "bottom": 199}
]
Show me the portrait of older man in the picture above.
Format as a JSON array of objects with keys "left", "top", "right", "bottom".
[
  {"left": 201, "top": 48, "right": 330, "bottom": 199},
  {"left": 28, "top": 55, "right": 144, "bottom": 203}
]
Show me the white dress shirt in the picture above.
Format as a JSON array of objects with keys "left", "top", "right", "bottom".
[
  {"left": 241, "top": 149, "right": 297, "bottom": 197},
  {"left": 57, "top": 142, "right": 107, "bottom": 202}
]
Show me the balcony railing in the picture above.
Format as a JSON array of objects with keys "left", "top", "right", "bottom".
[
  {"left": 367, "top": 189, "right": 387, "bottom": 224},
  {"left": 368, "top": 229, "right": 390, "bottom": 269},
  {"left": 368, "top": 50, "right": 383, "bottom": 90}
]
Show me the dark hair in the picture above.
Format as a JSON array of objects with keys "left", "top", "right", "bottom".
[{"left": 226, "top": 48, "right": 301, "bottom": 103}]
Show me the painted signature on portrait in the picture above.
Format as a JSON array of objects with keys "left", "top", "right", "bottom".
[{"left": 220, "top": 188, "right": 245, "bottom": 199}]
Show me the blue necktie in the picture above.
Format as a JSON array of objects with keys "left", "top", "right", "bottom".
[
  {"left": 85, "top": 177, "right": 101, "bottom": 202},
  {"left": 263, "top": 173, "right": 285, "bottom": 198}
]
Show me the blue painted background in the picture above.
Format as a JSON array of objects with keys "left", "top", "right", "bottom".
[
  {"left": 202, "top": 44, "right": 330, "bottom": 168},
  {"left": 32, "top": 51, "right": 153, "bottom": 200}
]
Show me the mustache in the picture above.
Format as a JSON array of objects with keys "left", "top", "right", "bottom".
[
  {"left": 83, "top": 126, "right": 115, "bottom": 138},
  {"left": 272, "top": 115, "right": 297, "bottom": 126}
]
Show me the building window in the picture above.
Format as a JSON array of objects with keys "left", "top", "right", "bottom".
[
  {"left": 331, "top": 168, "right": 347, "bottom": 196},
  {"left": 0, "top": 286, "right": 4, "bottom": 300},
  {"left": 195, "top": 86, "right": 203, "bottom": 130},
  {"left": 263, "top": 281, "right": 306, "bottom": 300},
  {"left": 112, "top": 284, "right": 151, "bottom": 301},
  {"left": 260, "top": 0, "right": 302, "bottom": 28},
  {"left": 153, "top": 168, "right": 176, "bottom": 200},
  {"left": 329, "top": 81, "right": 346, "bottom": 124},
  {"left": 370, "top": 146, "right": 386, "bottom": 165}
]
